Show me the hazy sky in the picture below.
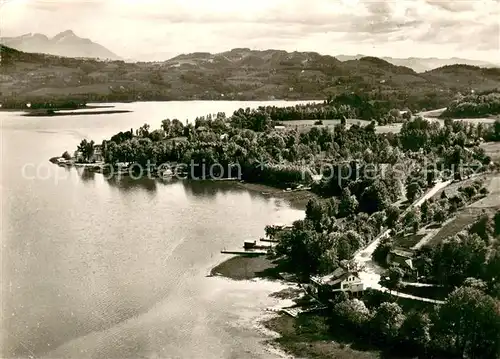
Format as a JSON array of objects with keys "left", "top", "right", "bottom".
[{"left": 2, "top": 0, "right": 499, "bottom": 61}]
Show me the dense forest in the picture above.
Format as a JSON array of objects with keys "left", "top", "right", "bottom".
[{"left": 441, "top": 91, "right": 500, "bottom": 119}]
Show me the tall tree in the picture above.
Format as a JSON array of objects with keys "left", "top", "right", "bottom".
[
  {"left": 399, "top": 311, "right": 431, "bottom": 352},
  {"left": 406, "top": 181, "right": 422, "bottom": 203},
  {"left": 434, "top": 286, "right": 500, "bottom": 359},
  {"left": 386, "top": 205, "right": 400, "bottom": 229},
  {"left": 371, "top": 302, "right": 405, "bottom": 342}
]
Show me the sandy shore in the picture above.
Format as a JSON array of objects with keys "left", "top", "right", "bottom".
[{"left": 210, "top": 256, "right": 278, "bottom": 280}]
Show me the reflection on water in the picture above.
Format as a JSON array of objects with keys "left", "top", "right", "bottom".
[
  {"left": 105, "top": 175, "right": 158, "bottom": 193},
  {"left": 181, "top": 180, "right": 242, "bottom": 198},
  {"left": 78, "top": 168, "right": 96, "bottom": 182}
]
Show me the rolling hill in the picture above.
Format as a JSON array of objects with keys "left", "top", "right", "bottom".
[
  {"left": 1, "top": 46, "right": 500, "bottom": 109},
  {"left": 335, "top": 54, "right": 498, "bottom": 73}
]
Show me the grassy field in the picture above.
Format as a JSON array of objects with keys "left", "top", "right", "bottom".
[
  {"left": 282, "top": 119, "right": 369, "bottom": 127},
  {"left": 420, "top": 173, "right": 499, "bottom": 247},
  {"left": 393, "top": 233, "right": 426, "bottom": 250},
  {"left": 281, "top": 117, "right": 497, "bottom": 136},
  {"left": 432, "top": 173, "right": 492, "bottom": 200},
  {"left": 481, "top": 142, "right": 500, "bottom": 162},
  {"left": 469, "top": 173, "right": 500, "bottom": 208},
  {"left": 281, "top": 119, "right": 403, "bottom": 134},
  {"left": 425, "top": 206, "right": 497, "bottom": 247}
]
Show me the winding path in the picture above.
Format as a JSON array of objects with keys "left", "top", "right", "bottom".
[{"left": 353, "top": 180, "right": 452, "bottom": 304}]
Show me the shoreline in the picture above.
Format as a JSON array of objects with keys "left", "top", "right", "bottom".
[
  {"left": 22, "top": 109, "right": 132, "bottom": 117},
  {"left": 50, "top": 158, "right": 317, "bottom": 209},
  {"left": 0, "top": 98, "right": 323, "bottom": 111},
  {"left": 0, "top": 104, "right": 115, "bottom": 112},
  {"left": 211, "top": 256, "right": 386, "bottom": 359},
  {"left": 210, "top": 256, "right": 278, "bottom": 281},
  {"left": 235, "top": 181, "right": 317, "bottom": 209}
]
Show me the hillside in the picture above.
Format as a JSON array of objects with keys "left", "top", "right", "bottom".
[
  {"left": 0, "top": 30, "right": 119, "bottom": 60},
  {"left": 2, "top": 46, "right": 500, "bottom": 109}
]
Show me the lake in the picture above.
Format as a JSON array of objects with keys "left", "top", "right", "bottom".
[{"left": 0, "top": 101, "right": 311, "bottom": 359}]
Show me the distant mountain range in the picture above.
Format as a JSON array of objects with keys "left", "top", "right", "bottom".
[
  {"left": 2, "top": 45, "right": 500, "bottom": 107},
  {"left": 335, "top": 55, "right": 498, "bottom": 73},
  {"left": 1, "top": 30, "right": 498, "bottom": 73},
  {"left": 0, "top": 30, "right": 120, "bottom": 60}
]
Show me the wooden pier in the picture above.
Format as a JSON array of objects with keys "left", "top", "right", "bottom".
[{"left": 220, "top": 249, "right": 268, "bottom": 257}]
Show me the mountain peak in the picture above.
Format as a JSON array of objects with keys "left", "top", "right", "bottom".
[
  {"left": 52, "top": 30, "right": 77, "bottom": 42},
  {"left": 2, "top": 30, "right": 120, "bottom": 60}
]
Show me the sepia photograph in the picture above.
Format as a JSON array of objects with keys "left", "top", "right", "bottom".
[{"left": 1, "top": 0, "right": 500, "bottom": 358}]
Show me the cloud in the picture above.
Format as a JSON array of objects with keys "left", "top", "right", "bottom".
[
  {"left": 29, "top": 0, "right": 104, "bottom": 12},
  {"left": 2, "top": 0, "right": 499, "bottom": 62},
  {"left": 425, "top": 0, "right": 475, "bottom": 12}
]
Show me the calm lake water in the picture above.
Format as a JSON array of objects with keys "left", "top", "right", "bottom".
[{"left": 0, "top": 101, "right": 311, "bottom": 359}]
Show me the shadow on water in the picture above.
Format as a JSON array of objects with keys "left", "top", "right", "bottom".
[
  {"left": 180, "top": 180, "right": 274, "bottom": 204},
  {"left": 74, "top": 168, "right": 276, "bottom": 203},
  {"left": 77, "top": 168, "right": 96, "bottom": 182},
  {"left": 181, "top": 180, "right": 243, "bottom": 198},
  {"left": 105, "top": 175, "right": 158, "bottom": 193}
]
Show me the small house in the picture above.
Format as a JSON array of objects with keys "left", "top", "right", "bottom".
[
  {"left": 310, "top": 267, "right": 365, "bottom": 301},
  {"left": 73, "top": 150, "right": 84, "bottom": 163},
  {"left": 91, "top": 145, "right": 104, "bottom": 163},
  {"left": 387, "top": 249, "right": 413, "bottom": 267},
  {"left": 387, "top": 248, "right": 417, "bottom": 279}
]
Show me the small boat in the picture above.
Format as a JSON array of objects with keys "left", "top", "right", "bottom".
[{"left": 244, "top": 241, "right": 257, "bottom": 250}]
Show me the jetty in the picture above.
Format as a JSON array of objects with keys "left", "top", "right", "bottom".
[
  {"left": 219, "top": 222, "right": 292, "bottom": 257},
  {"left": 220, "top": 239, "right": 273, "bottom": 257},
  {"left": 243, "top": 240, "right": 272, "bottom": 250},
  {"left": 220, "top": 249, "right": 268, "bottom": 257}
]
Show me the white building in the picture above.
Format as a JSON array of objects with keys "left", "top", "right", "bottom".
[{"left": 310, "top": 267, "right": 365, "bottom": 299}]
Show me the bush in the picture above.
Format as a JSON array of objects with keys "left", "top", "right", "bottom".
[
  {"left": 61, "top": 151, "right": 72, "bottom": 160},
  {"left": 480, "top": 187, "right": 489, "bottom": 195}
]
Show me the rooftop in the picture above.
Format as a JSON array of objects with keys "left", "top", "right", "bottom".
[{"left": 311, "top": 267, "right": 361, "bottom": 286}]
